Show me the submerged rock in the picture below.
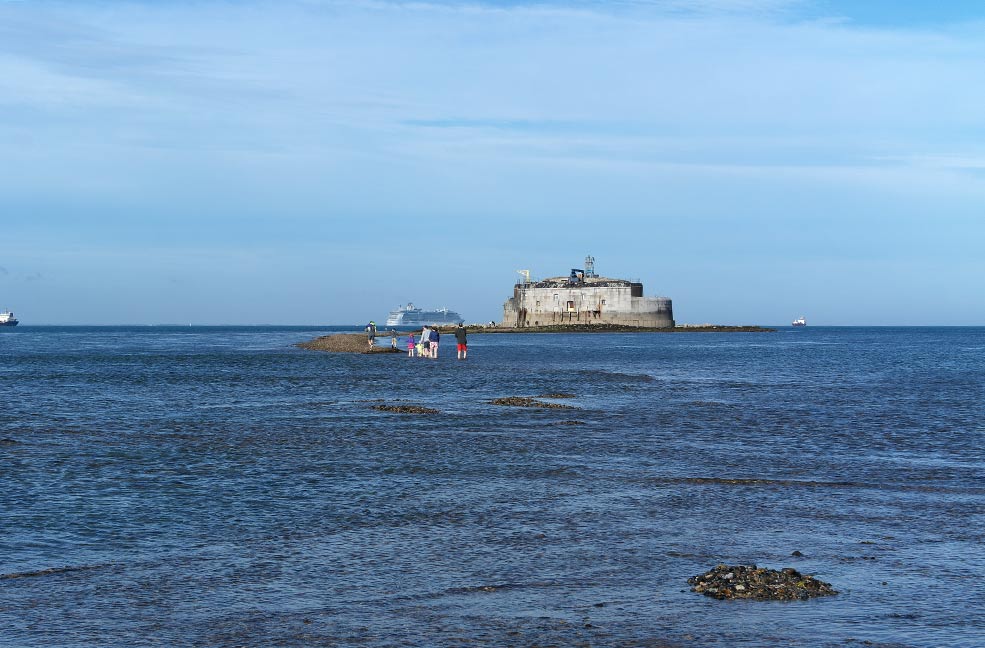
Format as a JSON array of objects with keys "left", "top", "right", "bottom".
[
  {"left": 490, "top": 397, "right": 577, "bottom": 409},
  {"left": 688, "top": 564, "right": 837, "bottom": 601},
  {"left": 539, "top": 392, "right": 577, "bottom": 399},
  {"left": 1, "top": 564, "right": 104, "bottom": 580}
]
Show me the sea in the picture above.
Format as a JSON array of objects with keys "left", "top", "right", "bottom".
[{"left": 1, "top": 326, "right": 982, "bottom": 648}]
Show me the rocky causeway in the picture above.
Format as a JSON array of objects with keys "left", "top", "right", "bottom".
[
  {"left": 296, "top": 326, "right": 775, "bottom": 355},
  {"left": 296, "top": 333, "right": 402, "bottom": 354}
]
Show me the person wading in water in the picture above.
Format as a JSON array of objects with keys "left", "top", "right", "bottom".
[{"left": 455, "top": 323, "right": 468, "bottom": 360}]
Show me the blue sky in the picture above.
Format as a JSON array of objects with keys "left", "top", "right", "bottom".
[{"left": 1, "top": 0, "right": 984, "bottom": 325}]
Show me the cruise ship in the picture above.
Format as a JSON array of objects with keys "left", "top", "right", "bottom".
[
  {"left": 0, "top": 310, "right": 19, "bottom": 327},
  {"left": 385, "top": 303, "right": 463, "bottom": 327}
]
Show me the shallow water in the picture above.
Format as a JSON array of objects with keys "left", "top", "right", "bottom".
[{"left": 1, "top": 326, "right": 983, "bottom": 647}]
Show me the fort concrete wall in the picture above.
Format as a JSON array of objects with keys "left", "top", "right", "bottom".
[{"left": 502, "top": 281, "right": 674, "bottom": 328}]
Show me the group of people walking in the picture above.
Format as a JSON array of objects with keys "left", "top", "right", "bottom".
[{"left": 365, "top": 321, "right": 468, "bottom": 360}]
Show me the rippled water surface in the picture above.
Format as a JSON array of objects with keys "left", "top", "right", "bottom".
[{"left": 1, "top": 326, "right": 983, "bottom": 647}]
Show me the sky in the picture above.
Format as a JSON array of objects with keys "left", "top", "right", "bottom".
[{"left": 1, "top": 0, "right": 984, "bottom": 325}]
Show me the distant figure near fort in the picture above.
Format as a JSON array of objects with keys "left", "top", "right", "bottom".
[{"left": 502, "top": 256, "right": 674, "bottom": 328}]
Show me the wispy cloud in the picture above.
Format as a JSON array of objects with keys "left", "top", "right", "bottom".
[
  {"left": 880, "top": 154, "right": 985, "bottom": 170},
  {"left": 0, "top": 0, "right": 981, "bottom": 234},
  {"left": 3, "top": 0, "right": 984, "bottom": 167}
]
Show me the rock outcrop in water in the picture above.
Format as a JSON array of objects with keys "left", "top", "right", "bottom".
[
  {"left": 297, "top": 334, "right": 401, "bottom": 354},
  {"left": 688, "top": 564, "right": 837, "bottom": 600},
  {"left": 491, "top": 397, "right": 578, "bottom": 409},
  {"left": 372, "top": 404, "right": 439, "bottom": 414}
]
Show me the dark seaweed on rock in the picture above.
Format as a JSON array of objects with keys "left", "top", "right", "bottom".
[
  {"left": 688, "top": 564, "right": 837, "bottom": 600},
  {"left": 539, "top": 392, "right": 577, "bottom": 399},
  {"left": 490, "top": 397, "right": 577, "bottom": 409}
]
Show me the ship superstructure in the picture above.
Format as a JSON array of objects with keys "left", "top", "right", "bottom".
[
  {"left": 0, "top": 310, "right": 19, "bottom": 326},
  {"left": 386, "top": 303, "right": 464, "bottom": 327}
]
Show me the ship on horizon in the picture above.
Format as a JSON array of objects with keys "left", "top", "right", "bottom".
[
  {"left": 0, "top": 310, "right": 19, "bottom": 327},
  {"left": 792, "top": 316, "right": 806, "bottom": 327},
  {"left": 385, "top": 303, "right": 463, "bottom": 327}
]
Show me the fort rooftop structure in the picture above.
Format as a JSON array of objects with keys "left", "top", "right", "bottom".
[{"left": 502, "top": 256, "right": 674, "bottom": 328}]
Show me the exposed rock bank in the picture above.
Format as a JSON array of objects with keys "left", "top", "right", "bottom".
[
  {"left": 296, "top": 334, "right": 401, "bottom": 354},
  {"left": 491, "top": 397, "right": 578, "bottom": 409},
  {"left": 372, "top": 404, "right": 440, "bottom": 414},
  {"left": 688, "top": 564, "right": 837, "bottom": 600}
]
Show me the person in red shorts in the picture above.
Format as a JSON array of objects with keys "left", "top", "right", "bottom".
[{"left": 455, "top": 323, "right": 468, "bottom": 360}]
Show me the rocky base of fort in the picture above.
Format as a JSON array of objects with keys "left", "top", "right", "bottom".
[{"left": 471, "top": 324, "right": 775, "bottom": 333}]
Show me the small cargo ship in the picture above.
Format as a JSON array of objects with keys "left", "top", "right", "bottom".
[
  {"left": 386, "top": 303, "right": 463, "bottom": 327},
  {"left": 791, "top": 316, "right": 806, "bottom": 327},
  {"left": 0, "top": 310, "right": 19, "bottom": 326}
]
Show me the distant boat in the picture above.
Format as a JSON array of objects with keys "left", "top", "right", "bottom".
[
  {"left": 386, "top": 303, "right": 463, "bottom": 327},
  {"left": 0, "top": 310, "right": 19, "bottom": 327},
  {"left": 791, "top": 316, "right": 806, "bottom": 327}
]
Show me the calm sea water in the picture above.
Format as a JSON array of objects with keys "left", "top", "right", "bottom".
[{"left": 1, "top": 326, "right": 982, "bottom": 647}]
